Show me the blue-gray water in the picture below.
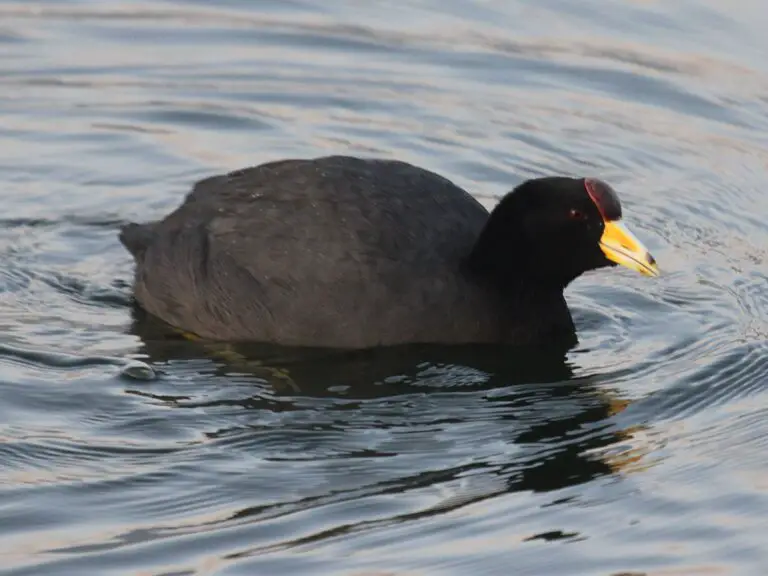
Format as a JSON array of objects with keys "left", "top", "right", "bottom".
[{"left": 2, "top": 1, "right": 768, "bottom": 574}]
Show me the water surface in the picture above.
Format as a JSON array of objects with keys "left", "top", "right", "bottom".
[{"left": 1, "top": 0, "right": 768, "bottom": 574}]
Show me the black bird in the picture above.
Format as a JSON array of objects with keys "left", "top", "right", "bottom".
[{"left": 120, "top": 155, "right": 658, "bottom": 348}]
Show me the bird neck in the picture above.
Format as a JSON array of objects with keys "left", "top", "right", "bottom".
[
  {"left": 463, "top": 197, "right": 576, "bottom": 344},
  {"left": 501, "top": 286, "right": 576, "bottom": 347},
  {"left": 466, "top": 214, "right": 569, "bottom": 292},
  {"left": 465, "top": 191, "right": 580, "bottom": 290}
]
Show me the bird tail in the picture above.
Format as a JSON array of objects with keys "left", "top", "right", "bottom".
[{"left": 119, "top": 222, "right": 155, "bottom": 259}]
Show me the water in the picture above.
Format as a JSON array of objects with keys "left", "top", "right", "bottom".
[{"left": 1, "top": 0, "right": 768, "bottom": 574}]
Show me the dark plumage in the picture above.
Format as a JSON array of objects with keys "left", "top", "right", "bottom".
[{"left": 120, "top": 155, "right": 657, "bottom": 348}]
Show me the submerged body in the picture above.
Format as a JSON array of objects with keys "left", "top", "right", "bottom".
[{"left": 121, "top": 155, "right": 657, "bottom": 348}]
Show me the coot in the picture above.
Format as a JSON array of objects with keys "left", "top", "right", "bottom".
[{"left": 120, "top": 155, "right": 658, "bottom": 348}]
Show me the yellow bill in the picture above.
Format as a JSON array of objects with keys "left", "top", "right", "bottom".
[{"left": 600, "top": 220, "right": 659, "bottom": 277}]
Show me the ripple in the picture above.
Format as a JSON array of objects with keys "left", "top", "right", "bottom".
[
  {"left": 2, "top": 0, "right": 768, "bottom": 574},
  {"left": 632, "top": 341, "right": 768, "bottom": 423}
]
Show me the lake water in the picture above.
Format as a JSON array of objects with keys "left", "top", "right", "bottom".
[{"left": 2, "top": 1, "right": 768, "bottom": 574}]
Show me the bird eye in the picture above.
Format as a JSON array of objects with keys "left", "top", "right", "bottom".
[{"left": 569, "top": 209, "right": 586, "bottom": 220}]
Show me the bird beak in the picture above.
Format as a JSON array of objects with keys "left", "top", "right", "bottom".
[{"left": 600, "top": 220, "right": 659, "bottom": 277}]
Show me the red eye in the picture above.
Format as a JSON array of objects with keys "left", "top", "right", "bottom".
[{"left": 569, "top": 209, "right": 586, "bottom": 220}]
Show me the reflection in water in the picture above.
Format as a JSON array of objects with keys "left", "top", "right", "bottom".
[{"left": 132, "top": 305, "right": 643, "bottom": 498}]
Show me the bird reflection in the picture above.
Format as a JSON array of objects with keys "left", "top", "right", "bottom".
[{"left": 129, "top": 307, "right": 647, "bottom": 500}]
